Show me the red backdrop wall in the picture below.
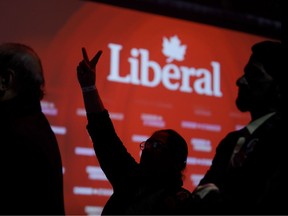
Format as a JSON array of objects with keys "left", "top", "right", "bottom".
[{"left": 0, "top": 0, "right": 271, "bottom": 214}]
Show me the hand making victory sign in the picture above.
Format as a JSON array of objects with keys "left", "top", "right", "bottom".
[
  {"left": 77, "top": 47, "right": 102, "bottom": 89},
  {"left": 76, "top": 47, "right": 105, "bottom": 113}
]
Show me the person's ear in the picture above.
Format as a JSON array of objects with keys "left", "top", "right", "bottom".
[{"left": 0, "top": 69, "right": 15, "bottom": 91}]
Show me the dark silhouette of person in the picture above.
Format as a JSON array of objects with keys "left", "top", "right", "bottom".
[
  {"left": 0, "top": 43, "right": 65, "bottom": 215},
  {"left": 191, "top": 40, "right": 286, "bottom": 215},
  {"left": 76, "top": 48, "right": 191, "bottom": 215}
]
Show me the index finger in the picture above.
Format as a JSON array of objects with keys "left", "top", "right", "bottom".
[{"left": 82, "top": 47, "right": 89, "bottom": 62}]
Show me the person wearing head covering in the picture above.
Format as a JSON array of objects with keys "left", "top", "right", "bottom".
[
  {"left": 76, "top": 48, "right": 191, "bottom": 215},
  {"left": 0, "top": 43, "right": 65, "bottom": 215},
  {"left": 191, "top": 40, "right": 286, "bottom": 214}
]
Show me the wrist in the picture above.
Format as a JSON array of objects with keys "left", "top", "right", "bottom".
[{"left": 81, "top": 85, "right": 96, "bottom": 93}]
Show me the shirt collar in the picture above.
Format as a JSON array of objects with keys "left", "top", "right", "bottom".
[{"left": 246, "top": 112, "right": 276, "bottom": 134}]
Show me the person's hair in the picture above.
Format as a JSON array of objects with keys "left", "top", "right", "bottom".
[
  {"left": 251, "top": 40, "right": 283, "bottom": 83},
  {"left": 0, "top": 42, "right": 45, "bottom": 100},
  {"left": 251, "top": 40, "right": 284, "bottom": 111},
  {"left": 154, "top": 129, "right": 188, "bottom": 171}
]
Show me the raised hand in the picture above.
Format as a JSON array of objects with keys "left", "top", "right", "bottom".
[{"left": 77, "top": 47, "right": 102, "bottom": 88}]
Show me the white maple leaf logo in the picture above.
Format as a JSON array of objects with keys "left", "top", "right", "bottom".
[{"left": 162, "top": 35, "right": 187, "bottom": 63}]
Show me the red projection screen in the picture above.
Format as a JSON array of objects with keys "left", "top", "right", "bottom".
[{"left": 1, "top": 0, "right": 273, "bottom": 215}]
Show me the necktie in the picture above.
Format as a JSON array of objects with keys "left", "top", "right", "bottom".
[{"left": 230, "top": 128, "right": 251, "bottom": 168}]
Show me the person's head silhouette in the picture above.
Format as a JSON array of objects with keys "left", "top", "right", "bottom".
[
  {"left": 0, "top": 43, "right": 45, "bottom": 102},
  {"left": 139, "top": 129, "right": 188, "bottom": 186},
  {"left": 235, "top": 40, "right": 283, "bottom": 119}
]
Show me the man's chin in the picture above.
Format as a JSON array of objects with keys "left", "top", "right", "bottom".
[{"left": 237, "top": 106, "right": 249, "bottom": 112}]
